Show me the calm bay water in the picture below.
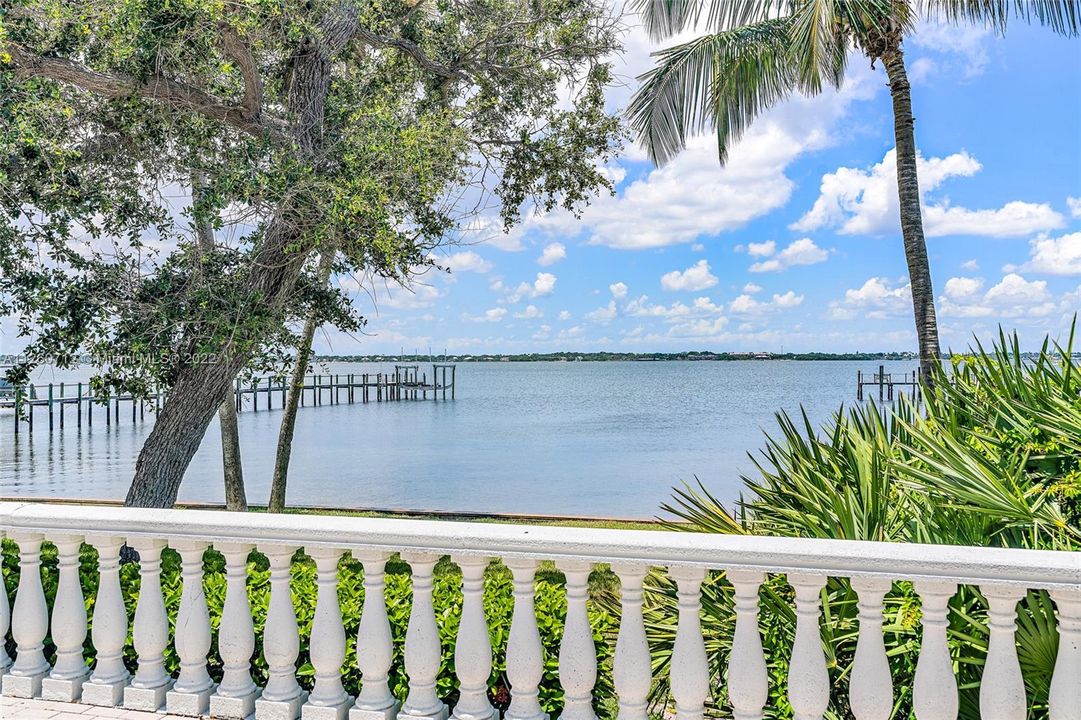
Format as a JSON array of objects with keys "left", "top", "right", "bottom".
[{"left": 0, "top": 360, "right": 916, "bottom": 518}]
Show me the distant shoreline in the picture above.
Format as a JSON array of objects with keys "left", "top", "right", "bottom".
[{"left": 314, "top": 351, "right": 919, "bottom": 363}]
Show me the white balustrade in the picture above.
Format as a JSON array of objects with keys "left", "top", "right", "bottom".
[
  {"left": 0, "top": 502, "right": 1078, "bottom": 720},
  {"left": 125, "top": 537, "right": 173, "bottom": 711},
  {"left": 305, "top": 546, "right": 352, "bottom": 720},
  {"left": 399, "top": 552, "right": 448, "bottom": 720},
  {"left": 504, "top": 558, "right": 547, "bottom": 720},
  {"left": 787, "top": 573, "right": 829, "bottom": 720},
  {"left": 351, "top": 551, "right": 399, "bottom": 720},
  {"left": 41, "top": 534, "right": 89, "bottom": 702},
  {"left": 452, "top": 555, "right": 496, "bottom": 720},
  {"left": 1049, "top": 589, "right": 1081, "bottom": 720},
  {"left": 913, "top": 580, "right": 959, "bottom": 720},
  {"left": 3, "top": 531, "right": 50, "bottom": 698},
  {"left": 611, "top": 563, "right": 650, "bottom": 720},
  {"left": 210, "top": 542, "right": 260, "bottom": 719},
  {"left": 669, "top": 565, "right": 709, "bottom": 720},
  {"left": 979, "top": 585, "right": 1027, "bottom": 720},
  {"left": 849, "top": 577, "right": 893, "bottom": 720},
  {"left": 167, "top": 539, "right": 215, "bottom": 715},
  {"left": 557, "top": 559, "right": 598, "bottom": 720},
  {"left": 83, "top": 535, "right": 129, "bottom": 707},
  {"left": 257, "top": 543, "right": 307, "bottom": 720},
  {"left": 726, "top": 569, "right": 768, "bottom": 720}
]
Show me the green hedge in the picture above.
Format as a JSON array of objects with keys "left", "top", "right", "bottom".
[{"left": 0, "top": 543, "right": 619, "bottom": 716}]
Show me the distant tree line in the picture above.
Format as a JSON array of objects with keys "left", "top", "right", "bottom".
[{"left": 315, "top": 351, "right": 922, "bottom": 363}]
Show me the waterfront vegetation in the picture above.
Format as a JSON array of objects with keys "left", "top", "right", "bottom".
[{"left": 3, "top": 327, "right": 1078, "bottom": 719}]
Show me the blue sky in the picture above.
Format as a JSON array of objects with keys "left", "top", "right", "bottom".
[
  {"left": 1, "top": 17, "right": 1077, "bottom": 359},
  {"left": 327, "top": 17, "right": 1080, "bottom": 356}
]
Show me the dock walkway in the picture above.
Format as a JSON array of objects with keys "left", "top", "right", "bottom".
[{"left": 5, "top": 363, "right": 457, "bottom": 436}]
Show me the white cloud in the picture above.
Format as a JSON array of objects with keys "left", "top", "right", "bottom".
[
  {"left": 910, "top": 21, "right": 992, "bottom": 78},
  {"left": 1012, "top": 232, "right": 1081, "bottom": 276},
  {"left": 749, "top": 238, "right": 828, "bottom": 273},
  {"left": 1068, "top": 197, "right": 1081, "bottom": 218},
  {"left": 961, "top": 259, "right": 980, "bottom": 271},
  {"left": 940, "top": 273, "right": 1055, "bottom": 319},
  {"left": 829, "top": 277, "right": 912, "bottom": 320},
  {"left": 743, "top": 283, "right": 763, "bottom": 294},
  {"left": 609, "top": 281, "right": 629, "bottom": 299},
  {"left": 537, "top": 242, "right": 567, "bottom": 266},
  {"left": 908, "top": 57, "right": 938, "bottom": 84},
  {"left": 926, "top": 202, "right": 1065, "bottom": 238},
  {"left": 729, "top": 291, "right": 804, "bottom": 314},
  {"left": 506, "top": 272, "right": 557, "bottom": 302},
  {"left": 943, "top": 276, "right": 984, "bottom": 300},
  {"left": 514, "top": 305, "right": 543, "bottom": 319},
  {"left": 795, "top": 149, "right": 1064, "bottom": 238},
  {"left": 526, "top": 60, "right": 881, "bottom": 250},
  {"left": 585, "top": 301, "right": 618, "bottom": 324},
  {"left": 660, "top": 259, "right": 719, "bottom": 292},
  {"left": 464, "top": 307, "right": 508, "bottom": 322},
  {"left": 437, "top": 250, "right": 492, "bottom": 273},
  {"left": 558, "top": 310, "right": 572, "bottom": 321},
  {"left": 747, "top": 240, "right": 776, "bottom": 257}
]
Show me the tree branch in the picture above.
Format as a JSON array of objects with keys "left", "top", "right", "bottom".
[
  {"left": 353, "top": 28, "right": 468, "bottom": 81},
  {"left": 217, "top": 23, "right": 265, "bottom": 121},
  {"left": 4, "top": 42, "right": 289, "bottom": 144}
]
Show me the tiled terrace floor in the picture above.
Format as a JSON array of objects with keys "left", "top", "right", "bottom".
[{"left": 0, "top": 697, "right": 189, "bottom": 719}]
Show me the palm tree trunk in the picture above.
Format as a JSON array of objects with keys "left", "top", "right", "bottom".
[
  {"left": 193, "top": 171, "right": 247, "bottom": 511},
  {"left": 882, "top": 48, "right": 941, "bottom": 384},
  {"left": 268, "top": 250, "right": 335, "bottom": 513}
]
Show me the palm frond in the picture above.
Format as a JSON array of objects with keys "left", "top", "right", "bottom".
[
  {"left": 918, "top": 0, "right": 1080, "bottom": 35},
  {"left": 629, "top": 0, "right": 793, "bottom": 41},
  {"left": 627, "top": 18, "right": 800, "bottom": 166}
]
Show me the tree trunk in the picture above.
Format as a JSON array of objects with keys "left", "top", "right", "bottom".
[
  {"left": 883, "top": 48, "right": 941, "bottom": 385},
  {"left": 124, "top": 6, "right": 359, "bottom": 509},
  {"left": 219, "top": 388, "right": 247, "bottom": 511},
  {"left": 193, "top": 171, "right": 248, "bottom": 512},
  {"left": 268, "top": 250, "right": 335, "bottom": 513}
]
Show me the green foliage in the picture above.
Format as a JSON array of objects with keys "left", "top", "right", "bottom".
[
  {"left": 0, "top": 545, "right": 618, "bottom": 717},
  {"left": 628, "top": 0, "right": 1079, "bottom": 166},
  {"left": 640, "top": 325, "right": 1080, "bottom": 719},
  {"left": 0, "top": 0, "right": 623, "bottom": 396}
]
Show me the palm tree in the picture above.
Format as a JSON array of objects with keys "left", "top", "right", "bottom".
[{"left": 628, "top": 0, "right": 1078, "bottom": 383}]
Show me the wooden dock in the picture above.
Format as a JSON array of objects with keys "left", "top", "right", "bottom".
[
  {"left": 4, "top": 363, "right": 457, "bottom": 436},
  {"left": 857, "top": 365, "right": 921, "bottom": 402}
]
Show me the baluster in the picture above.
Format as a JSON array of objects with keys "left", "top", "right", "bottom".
[
  {"left": 726, "top": 570, "right": 768, "bottom": 720},
  {"left": 0, "top": 531, "right": 10, "bottom": 675},
  {"left": 786, "top": 574, "right": 829, "bottom": 720},
  {"left": 350, "top": 551, "right": 399, "bottom": 720},
  {"left": 82, "top": 536, "right": 129, "bottom": 707},
  {"left": 398, "top": 552, "right": 448, "bottom": 720},
  {"left": 125, "top": 538, "right": 172, "bottom": 711},
  {"left": 557, "top": 559, "right": 597, "bottom": 720},
  {"left": 452, "top": 555, "right": 496, "bottom": 720},
  {"left": 1, "top": 531, "right": 50, "bottom": 698},
  {"left": 912, "top": 580, "right": 958, "bottom": 720},
  {"left": 849, "top": 577, "right": 892, "bottom": 720},
  {"left": 42, "top": 534, "right": 90, "bottom": 702},
  {"left": 304, "top": 547, "right": 352, "bottom": 720},
  {"left": 980, "top": 585, "right": 1027, "bottom": 720},
  {"left": 669, "top": 566, "right": 709, "bottom": 720},
  {"left": 1049, "top": 589, "right": 1081, "bottom": 720},
  {"left": 505, "top": 558, "right": 548, "bottom": 720},
  {"left": 211, "top": 543, "right": 260, "bottom": 719},
  {"left": 611, "top": 564, "right": 650, "bottom": 720},
  {"left": 167, "top": 539, "right": 215, "bottom": 716},
  {"left": 257, "top": 544, "right": 307, "bottom": 720}
]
